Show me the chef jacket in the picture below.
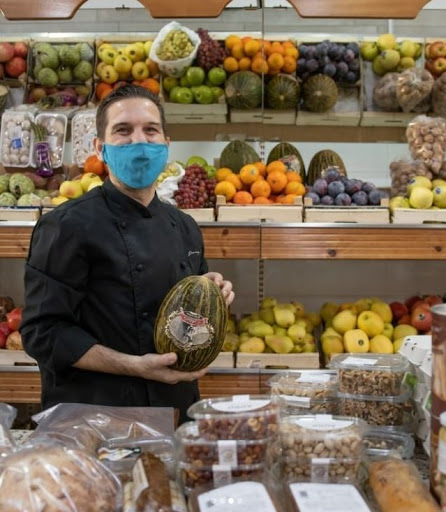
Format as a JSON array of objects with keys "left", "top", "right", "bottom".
[{"left": 21, "top": 179, "right": 208, "bottom": 423}]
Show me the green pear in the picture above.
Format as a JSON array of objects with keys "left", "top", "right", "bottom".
[
  {"left": 247, "top": 320, "right": 274, "bottom": 338},
  {"left": 302, "top": 333, "right": 317, "bottom": 353},
  {"left": 273, "top": 325, "right": 287, "bottom": 336},
  {"left": 260, "top": 297, "right": 277, "bottom": 309},
  {"left": 265, "top": 335, "right": 294, "bottom": 354},
  {"left": 239, "top": 332, "right": 250, "bottom": 345},
  {"left": 372, "top": 55, "right": 387, "bottom": 76},
  {"left": 291, "top": 301, "right": 306, "bottom": 318},
  {"left": 321, "top": 327, "right": 343, "bottom": 341},
  {"left": 273, "top": 305, "right": 296, "bottom": 328},
  {"left": 250, "top": 311, "right": 261, "bottom": 321},
  {"left": 239, "top": 337, "right": 265, "bottom": 353},
  {"left": 259, "top": 308, "right": 276, "bottom": 325},
  {"left": 227, "top": 318, "right": 237, "bottom": 334},
  {"left": 332, "top": 309, "right": 357, "bottom": 335},
  {"left": 360, "top": 41, "right": 378, "bottom": 61},
  {"left": 287, "top": 324, "right": 306, "bottom": 344},
  {"left": 399, "top": 40, "right": 417, "bottom": 58},
  {"left": 238, "top": 316, "right": 252, "bottom": 333}
]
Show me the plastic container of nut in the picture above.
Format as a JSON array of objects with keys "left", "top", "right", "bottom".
[
  {"left": 267, "top": 372, "right": 338, "bottom": 399},
  {"left": 328, "top": 353, "right": 410, "bottom": 396},
  {"left": 362, "top": 428, "right": 415, "bottom": 459},
  {"left": 0, "top": 109, "right": 34, "bottom": 167},
  {"left": 278, "top": 456, "right": 362, "bottom": 484},
  {"left": 187, "top": 395, "right": 279, "bottom": 441},
  {"left": 274, "top": 395, "right": 339, "bottom": 416},
  {"left": 337, "top": 386, "right": 412, "bottom": 427}
]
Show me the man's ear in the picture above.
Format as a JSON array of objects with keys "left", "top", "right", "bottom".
[
  {"left": 93, "top": 137, "right": 104, "bottom": 161},
  {"left": 165, "top": 136, "right": 170, "bottom": 147}
]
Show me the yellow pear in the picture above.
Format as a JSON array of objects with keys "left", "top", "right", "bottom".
[
  {"left": 250, "top": 311, "right": 260, "bottom": 321},
  {"left": 265, "top": 335, "right": 294, "bottom": 354},
  {"left": 320, "top": 302, "right": 340, "bottom": 323},
  {"left": 238, "top": 316, "right": 252, "bottom": 333},
  {"left": 273, "top": 305, "right": 295, "bottom": 328},
  {"left": 357, "top": 311, "right": 384, "bottom": 337},
  {"left": 302, "top": 333, "right": 317, "bottom": 353},
  {"left": 287, "top": 324, "right": 306, "bottom": 344},
  {"left": 344, "top": 329, "right": 370, "bottom": 353},
  {"left": 239, "top": 337, "right": 265, "bottom": 353},
  {"left": 273, "top": 325, "right": 287, "bottom": 336},
  {"left": 51, "top": 196, "right": 69, "bottom": 206},
  {"left": 370, "top": 334, "right": 393, "bottom": 354},
  {"left": 339, "top": 302, "right": 358, "bottom": 315},
  {"left": 370, "top": 302, "right": 393, "bottom": 323},
  {"left": 59, "top": 180, "right": 83, "bottom": 199},
  {"left": 239, "top": 332, "right": 250, "bottom": 345},
  {"left": 321, "top": 327, "right": 342, "bottom": 341},
  {"left": 291, "top": 301, "right": 306, "bottom": 318},
  {"left": 307, "top": 312, "right": 321, "bottom": 328},
  {"left": 393, "top": 324, "right": 418, "bottom": 340},
  {"left": 222, "top": 333, "right": 239, "bottom": 352},
  {"left": 383, "top": 323, "right": 394, "bottom": 340},
  {"left": 292, "top": 344, "right": 303, "bottom": 353},
  {"left": 260, "top": 297, "right": 277, "bottom": 309},
  {"left": 227, "top": 318, "right": 237, "bottom": 334},
  {"left": 247, "top": 320, "right": 274, "bottom": 338},
  {"left": 393, "top": 337, "right": 405, "bottom": 353},
  {"left": 355, "top": 298, "right": 373, "bottom": 313},
  {"left": 322, "top": 335, "right": 344, "bottom": 356},
  {"left": 332, "top": 310, "right": 357, "bottom": 335},
  {"left": 259, "top": 308, "right": 275, "bottom": 326}
]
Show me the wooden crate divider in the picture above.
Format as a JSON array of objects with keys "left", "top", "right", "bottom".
[
  {"left": 392, "top": 208, "right": 446, "bottom": 225},
  {"left": 217, "top": 195, "right": 303, "bottom": 223},
  {"left": 304, "top": 197, "right": 390, "bottom": 224}
]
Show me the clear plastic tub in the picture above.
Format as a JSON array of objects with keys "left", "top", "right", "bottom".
[
  {"left": 279, "top": 456, "right": 362, "bottom": 483},
  {"left": 362, "top": 428, "right": 415, "bottom": 459},
  {"left": 0, "top": 110, "right": 34, "bottom": 167},
  {"left": 71, "top": 109, "right": 97, "bottom": 167},
  {"left": 187, "top": 395, "right": 279, "bottom": 441},
  {"left": 175, "top": 421, "right": 272, "bottom": 467},
  {"left": 337, "top": 387, "right": 412, "bottom": 426},
  {"left": 35, "top": 113, "right": 68, "bottom": 169},
  {"left": 328, "top": 353, "right": 410, "bottom": 396},
  {"left": 267, "top": 372, "right": 338, "bottom": 399},
  {"left": 279, "top": 415, "right": 366, "bottom": 461},
  {"left": 273, "top": 395, "right": 339, "bottom": 416}
]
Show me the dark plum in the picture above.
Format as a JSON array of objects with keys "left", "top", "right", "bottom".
[
  {"left": 305, "top": 45, "right": 317, "bottom": 59},
  {"left": 313, "top": 178, "right": 328, "bottom": 196},
  {"left": 319, "top": 56, "right": 330, "bottom": 67},
  {"left": 344, "top": 179, "right": 362, "bottom": 195},
  {"left": 348, "top": 59, "right": 360, "bottom": 72},
  {"left": 345, "top": 71, "right": 358, "bottom": 83},
  {"left": 362, "top": 181, "right": 376, "bottom": 194},
  {"left": 368, "top": 189, "right": 384, "bottom": 205},
  {"left": 328, "top": 44, "right": 342, "bottom": 61},
  {"left": 336, "top": 61, "right": 349, "bottom": 76},
  {"left": 355, "top": 179, "right": 364, "bottom": 189},
  {"left": 351, "top": 190, "right": 368, "bottom": 206},
  {"left": 341, "top": 175, "right": 349, "bottom": 185},
  {"left": 300, "top": 71, "right": 311, "bottom": 82},
  {"left": 328, "top": 180, "right": 345, "bottom": 198},
  {"left": 306, "top": 192, "right": 321, "bottom": 205},
  {"left": 346, "top": 42, "right": 360, "bottom": 57},
  {"left": 321, "top": 195, "right": 335, "bottom": 205},
  {"left": 324, "top": 167, "right": 341, "bottom": 183},
  {"left": 297, "top": 58, "right": 307, "bottom": 71},
  {"left": 298, "top": 44, "right": 310, "bottom": 58},
  {"left": 344, "top": 49, "right": 355, "bottom": 62},
  {"left": 335, "top": 193, "right": 352, "bottom": 206},
  {"left": 306, "top": 58, "right": 319, "bottom": 73},
  {"left": 323, "top": 63, "right": 337, "bottom": 77},
  {"left": 315, "top": 43, "right": 329, "bottom": 58}
]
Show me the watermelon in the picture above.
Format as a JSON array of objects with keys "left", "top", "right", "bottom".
[
  {"left": 266, "top": 74, "right": 300, "bottom": 110},
  {"left": 154, "top": 276, "right": 228, "bottom": 371},
  {"left": 225, "top": 71, "right": 262, "bottom": 110}
]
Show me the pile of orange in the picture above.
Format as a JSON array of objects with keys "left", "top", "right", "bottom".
[
  {"left": 96, "top": 78, "right": 160, "bottom": 101},
  {"left": 223, "top": 36, "right": 299, "bottom": 76},
  {"left": 214, "top": 160, "right": 305, "bottom": 205}
]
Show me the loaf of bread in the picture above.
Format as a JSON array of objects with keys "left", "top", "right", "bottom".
[
  {"left": 0, "top": 444, "right": 119, "bottom": 512},
  {"left": 369, "top": 459, "right": 440, "bottom": 512},
  {"left": 133, "top": 452, "right": 172, "bottom": 512}
]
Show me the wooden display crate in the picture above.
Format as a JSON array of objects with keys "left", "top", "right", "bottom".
[
  {"left": 392, "top": 208, "right": 446, "bottom": 224},
  {"left": 0, "top": 350, "right": 37, "bottom": 366},
  {"left": 236, "top": 352, "right": 320, "bottom": 369},
  {"left": 229, "top": 108, "right": 263, "bottom": 124},
  {"left": 0, "top": 207, "right": 40, "bottom": 221},
  {"left": 209, "top": 352, "right": 235, "bottom": 369},
  {"left": 180, "top": 208, "right": 215, "bottom": 222},
  {"left": 229, "top": 108, "right": 297, "bottom": 125},
  {"left": 0, "top": 37, "right": 31, "bottom": 89},
  {"left": 304, "top": 197, "right": 390, "bottom": 224},
  {"left": 163, "top": 102, "right": 227, "bottom": 124},
  {"left": 216, "top": 195, "right": 303, "bottom": 223}
]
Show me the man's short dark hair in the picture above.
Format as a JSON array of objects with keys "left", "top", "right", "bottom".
[{"left": 96, "top": 84, "right": 167, "bottom": 140}]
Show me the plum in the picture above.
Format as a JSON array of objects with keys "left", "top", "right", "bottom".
[
  {"left": 344, "top": 49, "right": 355, "bottom": 62},
  {"left": 306, "top": 192, "right": 320, "bottom": 205},
  {"left": 324, "top": 167, "right": 341, "bottom": 183},
  {"left": 298, "top": 44, "right": 310, "bottom": 58},
  {"left": 345, "top": 71, "right": 358, "bottom": 83},
  {"left": 321, "top": 195, "right": 335, "bottom": 205},
  {"left": 328, "top": 180, "right": 345, "bottom": 197},
  {"left": 335, "top": 192, "right": 352, "bottom": 206},
  {"left": 323, "top": 63, "right": 337, "bottom": 77},
  {"left": 346, "top": 42, "right": 360, "bottom": 57},
  {"left": 313, "top": 178, "right": 328, "bottom": 196},
  {"left": 348, "top": 59, "right": 360, "bottom": 72},
  {"left": 368, "top": 189, "right": 384, "bottom": 205},
  {"left": 344, "top": 179, "right": 362, "bottom": 195},
  {"left": 297, "top": 58, "right": 307, "bottom": 71},
  {"left": 315, "top": 43, "right": 329, "bottom": 58},
  {"left": 336, "top": 61, "right": 349, "bottom": 76},
  {"left": 351, "top": 190, "right": 368, "bottom": 206},
  {"left": 306, "top": 58, "right": 319, "bottom": 73},
  {"left": 319, "top": 56, "right": 330, "bottom": 67},
  {"left": 328, "top": 44, "right": 342, "bottom": 61},
  {"left": 306, "top": 45, "right": 317, "bottom": 59},
  {"left": 362, "top": 181, "right": 376, "bottom": 194}
]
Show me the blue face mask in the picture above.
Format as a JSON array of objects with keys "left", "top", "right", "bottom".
[{"left": 102, "top": 142, "right": 169, "bottom": 189}]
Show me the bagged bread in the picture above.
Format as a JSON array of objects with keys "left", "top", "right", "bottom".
[
  {"left": 373, "top": 73, "right": 400, "bottom": 111},
  {"left": 396, "top": 68, "right": 434, "bottom": 113},
  {"left": 432, "top": 73, "right": 446, "bottom": 118},
  {"left": 406, "top": 115, "right": 446, "bottom": 174}
]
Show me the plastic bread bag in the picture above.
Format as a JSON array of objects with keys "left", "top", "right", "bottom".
[
  {"left": 0, "top": 440, "right": 122, "bottom": 512},
  {"left": 157, "top": 161, "right": 185, "bottom": 205},
  {"left": 0, "top": 403, "right": 17, "bottom": 456},
  {"left": 396, "top": 68, "right": 434, "bottom": 113},
  {"left": 149, "top": 21, "right": 200, "bottom": 78},
  {"left": 31, "top": 403, "right": 176, "bottom": 455},
  {"left": 373, "top": 72, "right": 400, "bottom": 112},
  {"left": 406, "top": 115, "right": 446, "bottom": 174},
  {"left": 432, "top": 73, "right": 446, "bottom": 118}
]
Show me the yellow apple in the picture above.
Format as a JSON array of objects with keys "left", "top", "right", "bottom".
[
  {"left": 383, "top": 323, "right": 394, "bottom": 340},
  {"left": 114, "top": 54, "right": 132, "bottom": 73},
  {"left": 357, "top": 311, "right": 384, "bottom": 337},
  {"left": 98, "top": 46, "right": 118, "bottom": 65},
  {"left": 370, "top": 301, "right": 393, "bottom": 323},
  {"left": 370, "top": 334, "right": 393, "bottom": 354},
  {"left": 59, "top": 180, "right": 83, "bottom": 199},
  {"left": 332, "top": 309, "right": 357, "bottom": 335},
  {"left": 88, "top": 181, "right": 103, "bottom": 192},
  {"left": 343, "top": 329, "right": 370, "bottom": 353},
  {"left": 80, "top": 173, "right": 102, "bottom": 192},
  {"left": 51, "top": 196, "right": 69, "bottom": 206},
  {"left": 125, "top": 43, "right": 145, "bottom": 63},
  {"left": 132, "top": 62, "right": 149, "bottom": 80},
  {"left": 100, "top": 65, "right": 119, "bottom": 84},
  {"left": 393, "top": 324, "right": 418, "bottom": 340},
  {"left": 144, "top": 40, "right": 153, "bottom": 57}
]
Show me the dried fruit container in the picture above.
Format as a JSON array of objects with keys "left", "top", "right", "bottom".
[
  {"left": 337, "top": 387, "right": 412, "bottom": 426},
  {"left": 71, "top": 109, "right": 97, "bottom": 167},
  {"left": 267, "top": 371, "right": 338, "bottom": 399},
  {"left": 175, "top": 421, "right": 272, "bottom": 466},
  {"left": 0, "top": 110, "right": 34, "bottom": 167},
  {"left": 328, "top": 353, "right": 410, "bottom": 396},
  {"left": 34, "top": 113, "right": 68, "bottom": 169},
  {"left": 362, "top": 428, "right": 415, "bottom": 459},
  {"left": 187, "top": 395, "right": 279, "bottom": 441}
]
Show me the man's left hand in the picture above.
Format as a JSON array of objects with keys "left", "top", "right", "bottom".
[{"left": 203, "top": 272, "right": 234, "bottom": 306}]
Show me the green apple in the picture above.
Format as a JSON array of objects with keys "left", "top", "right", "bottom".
[
  {"left": 180, "top": 75, "right": 190, "bottom": 87},
  {"left": 187, "top": 156, "right": 208, "bottom": 167},
  {"left": 186, "top": 66, "right": 205, "bottom": 86},
  {"left": 372, "top": 55, "right": 386, "bottom": 76},
  {"left": 204, "top": 164, "right": 216, "bottom": 178},
  {"left": 399, "top": 40, "right": 417, "bottom": 58},
  {"left": 163, "top": 76, "right": 179, "bottom": 92},
  {"left": 378, "top": 49, "right": 400, "bottom": 71},
  {"left": 360, "top": 42, "right": 378, "bottom": 61},
  {"left": 433, "top": 185, "right": 446, "bottom": 208},
  {"left": 194, "top": 85, "right": 214, "bottom": 105},
  {"left": 169, "top": 86, "right": 182, "bottom": 103},
  {"left": 377, "top": 33, "right": 396, "bottom": 52},
  {"left": 207, "top": 67, "right": 227, "bottom": 86},
  {"left": 176, "top": 87, "right": 194, "bottom": 104},
  {"left": 211, "top": 86, "right": 224, "bottom": 102},
  {"left": 398, "top": 56, "right": 415, "bottom": 70}
]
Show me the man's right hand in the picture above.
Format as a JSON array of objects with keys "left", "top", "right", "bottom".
[{"left": 136, "top": 352, "right": 207, "bottom": 384}]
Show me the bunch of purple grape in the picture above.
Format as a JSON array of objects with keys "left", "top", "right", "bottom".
[
  {"left": 297, "top": 40, "right": 360, "bottom": 84},
  {"left": 196, "top": 28, "right": 227, "bottom": 71},
  {"left": 174, "top": 165, "right": 217, "bottom": 209},
  {"left": 306, "top": 168, "right": 388, "bottom": 206}
]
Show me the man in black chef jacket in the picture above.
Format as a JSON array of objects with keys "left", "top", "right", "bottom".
[{"left": 20, "top": 85, "right": 234, "bottom": 424}]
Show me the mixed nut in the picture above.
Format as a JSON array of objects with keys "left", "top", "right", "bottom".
[
  {"left": 338, "top": 395, "right": 408, "bottom": 426},
  {"left": 281, "top": 458, "right": 360, "bottom": 482},
  {"left": 180, "top": 462, "right": 265, "bottom": 490},
  {"left": 197, "top": 415, "right": 277, "bottom": 441},
  {"left": 338, "top": 368, "right": 404, "bottom": 396}
]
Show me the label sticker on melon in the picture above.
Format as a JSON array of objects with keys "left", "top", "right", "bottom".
[{"left": 165, "top": 307, "right": 214, "bottom": 351}]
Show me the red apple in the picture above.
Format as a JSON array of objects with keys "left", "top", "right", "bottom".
[
  {"left": 389, "top": 302, "right": 408, "bottom": 321},
  {"left": 398, "top": 314, "right": 411, "bottom": 325},
  {"left": 430, "top": 41, "right": 446, "bottom": 59},
  {"left": 425, "top": 295, "right": 443, "bottom": 307},
  {"left": 433, "top": 57, "right": 446, "bottom": 76},
  {"left": 425, "top": 43, "right": 432, "bottom": 59},
  {"left": 5, "top": 56, "right": 26, "bottom": 79},
  {"left": 6, "top": 307, "right": 22, "bottom": 332},
  {"left": 411, "top": 306, "right": 432, "bottom": 332},
  {"left": 0, "top": 322, "right": 12, "bottom": 338},
  {"left": 425, "top": 59, "right": 438, "bottom": 77},
  {"left": 0, "top": 64, "right": 3, "bottom": 79},
  {"left": 405, "top": 295, "right": 423, "bottom": 311},
  {"left": 0, "top": 42, "right": 14, "bottom": 63},
  {"left": 411, "top": 301, "right": 430, "bottom": 313},
  {"left": 13, "top": 41, "right": 28, "bottom": 59}
]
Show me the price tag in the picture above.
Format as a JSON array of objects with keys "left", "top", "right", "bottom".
[
  {"left": 212, "top": 397, "right": 270, "bottom": 413},
  {"left": 290, "top": 483, "right": 371, "bottom": 512},
  {"left": 217, "top": 440, "right": 238, "bottom": 466},
  {"left": 297, "top": 373, "right": 331, "bottom": 384},
  {"left": 281, "top": 395, "right": 311, "bottom": 407},
  {"left": 342, "top": 357, "right": 378, "bottom": 367}
]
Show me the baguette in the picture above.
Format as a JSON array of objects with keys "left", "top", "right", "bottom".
[
  {"left": 133, "top": 452, "right": 172, "bottom": 512},
  {"left": 369, "top": 459, "right": 440, "bottom": 512}
]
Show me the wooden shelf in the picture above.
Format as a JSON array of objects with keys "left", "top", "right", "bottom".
[
  {"left": 0, "top": 370, "right": 41, "bottom": 403},
  {"left": 201, "top": 224, "right": 261, "bottom": 259},
  {"left": 0, "top": 226, "right": 33, "bottom": 258}
]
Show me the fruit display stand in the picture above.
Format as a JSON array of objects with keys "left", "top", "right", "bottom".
[
  {"left": 181, "top": 208, "right": 216, "bottom": 222},
  {"left": 216, "top": 195, "right": 304, "bottom": 223},
  {"left": 304, "top": 196, "right": 390, "bottom": 224},
  {"left": 392, "top": 207, "right": 446, "bottom": 225},
  {"left": 0, "top": 207, "right": 40, "bottom": 222}
]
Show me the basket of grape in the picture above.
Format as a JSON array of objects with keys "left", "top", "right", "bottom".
[{"left": 150, "top": 21, "right": 200, "bottom": 78}]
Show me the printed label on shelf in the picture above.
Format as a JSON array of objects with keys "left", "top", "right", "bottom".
[
  {"left": 197, "top": 482, "right": 276, "bottom": 512},
  {"left": 342, "top": 357, "right": 378, "bottom": 367},
  {"left": 297, "top": 373, "right": 331, "bottom": 384},
  {"left": 217, "top": 440, "right": 238, "bottom": 466},
  {"left": 289, "top": 483, "right": 371, "bottom": 512}
]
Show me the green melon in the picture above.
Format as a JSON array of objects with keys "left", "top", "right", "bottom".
[
  {"left": 225, "top": 71, "right": 262, "bottom": 110},
  {"left": 307, "top": 149, "right": 347, "bottom": 185},
  {"left": 267, "top": 142, "right": 306, "bottom": 182},
  {"left": 219, "top": 140, "right": 260, "bottom": 173},
  {"left": 154, "top": 276, "right": 228, "bottom": 371},
  {"left": 266, "top": 74, "right": 300, "bottom": 110},
  {"left": 303, "top": 74, "right": 338, "bottom": 113}
]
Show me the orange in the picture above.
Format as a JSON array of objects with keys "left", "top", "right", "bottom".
[
  {"left": 279, "top": 194, "right": 298, "bottom": 204},
  {"left": 233, "top": 191, "right": 253, "bottom": 204},
  {"left": 254, "top": 196, "right": 272, "bottom": 205},
  {"left": 285, "top": 47, "right": 299, "bottom": 59},
  {"left": 231, "top": 43, "right": 245, "bottom": 60},
  {"left": 253, "top": 161, "right": 267, "bottom": 177},
  {"left": 282, "top": 55, "right": 297, "bottom": 74},
  {"left": 241, "top": 36, "right": 253, "bottom": 44},
  {"left": 223, "top": 57, "right": 239, "bottom": 73},
  {"left": 251, "top": 179, "right": 271, "bottom": 198},
  {"left": 261, "top": 40, "right": 272, "bottom": 55},
  {"left": 268, "top": 53, "right": 284, "bottom": 70},
  {"left": 238, "top": 57, "right": 252, "bottom": 71},
  {"left": 251, "top": 58, "right": 269, "bottom": 75},
  {"left": 139, "top": 78, "right": 160, "bottom": 95},
  {"left": 147, "top": 59, "right": 159, "bottom": 78},
  {"left": 266, "top": 160, "right": 287, "bottom": 174},
  {"left": 239, "top": 164, "right": 260, "bottom": 185},
  {"left": 244, "top": 39, "right": 261, "bottom": 57},
  {"left": 270, "top": 42, "right": 285, "bottom": 55},
  {"left": 275, "top": 195, "right": 286, "bottom": 203},
  {"left": 282, "top": 41, "right": 295, "bottom": 49},
  {"left": 215, "top": 181, "right": 237, "bottom": 201},
  {"left": 267, "top": 171, "right": 288, "bottom": 193},
  {"left": 84, "top": 155, "right": 106, "bottom": 175},
  {"left": 96, "top": 82, "right": 112, "bottom": 100},
  {"left": 286, "top": 171, "right": 302, "bottom": 183},
  {"left": 216, "top": 168, "right": 234, "bottom": 182},
  {"left": 285, "top": 181, "right": 306, "bottom": 196},
  {"left": 225, "top": 35, "right": 242, "bottom": 50},
  {"left": 225, "top": 173, "right": 243, "bottom": 191}
]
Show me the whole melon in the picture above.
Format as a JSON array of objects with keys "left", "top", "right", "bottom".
[
  {"left": 154, "top": 276, "right": 228, "bottom": 371},
  {"left": 303, "top": 74, "right": 338, "bottom": 113},
  {"left": 219, "top": 140, "right": 260, "bottom": 173},
  {"left": 307, "top": 149, "right": 347, "bottom": 185},
  {"left": 225, "top": 71, "right": 262, "bottom": 110},
  {"left": 267, "top": 142, "right": 306, "bottom": 182},
  {"left": 266, "top": 74, "right": 300, "bottom": 110}
]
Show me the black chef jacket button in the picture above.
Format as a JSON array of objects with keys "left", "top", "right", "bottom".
[
  {"left": 136, "top": 263, "right": 144, "bottom": 271},
  {"left": 120, "top": 221, "right": 127, "bottom": 229},
  {"left": 142, "top": 312, "right": 149, "bottom": 318},
  {"left": 180, "top": 261, "right": 187, "bottom": 270}
]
